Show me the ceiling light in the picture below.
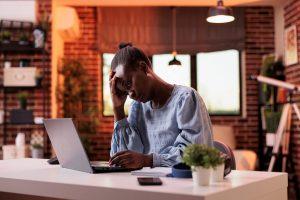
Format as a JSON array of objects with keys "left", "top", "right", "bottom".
[
  {"left": 207, "top": 0, "right": 235, "bottom": 24},
  {"left": 169, "top": 7, "right": 181, "bottom": 67}
]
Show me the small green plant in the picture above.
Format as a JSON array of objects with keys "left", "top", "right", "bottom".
[
  {"left": 19, "top": 33, "right": 29, "bottom": 41},
  {"left": 183, "top": 144, "right": 224, "bottom": 169},
  {"left": 17, "top": 92, "right": 29, "bottom": 109},
  {"left": 0, "top": 31, "right": 11, "bottom": 42},
  {"left": 31, "top": 143, "right": 43, "bottom": 149}
]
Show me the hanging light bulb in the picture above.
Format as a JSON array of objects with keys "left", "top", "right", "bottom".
[
  {"left": 207, "top": 0, "right": 235, "bottom": 24},
  {"left": 169, "top": 7, "right": 181, "bottom": 67}
]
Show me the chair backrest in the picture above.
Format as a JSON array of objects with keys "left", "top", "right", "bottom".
[
  {"left": 213, "top": 140, "right": 236, "bottom": 176},
  {"left": 213, "top": 125, "right": 236, "bottom": 149}
]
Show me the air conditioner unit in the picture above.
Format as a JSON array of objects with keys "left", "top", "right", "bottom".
[{"left": 56, "top": 6, "right": 80, "bottom": 41}]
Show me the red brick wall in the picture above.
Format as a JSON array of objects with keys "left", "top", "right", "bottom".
[
  {"left": 284, "top": 0, "right": 300, "bottom": 198},
  {"left": 63, "top": 7, "right": 275, "bottom": 161},
  {"left": 0, "top": 0, "right": 52, "bottom": 156}
]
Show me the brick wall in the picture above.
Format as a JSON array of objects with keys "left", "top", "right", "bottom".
[
  {"left": 284, "top": 0, "right": 300, "bottom": 199},
  {"left": 0, "top": 0, "right": 52, "bottom": 156},
  {"left": 62, "top": 7, "right": 275, "bottom": 161}
]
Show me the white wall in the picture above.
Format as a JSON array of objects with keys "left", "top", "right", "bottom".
[{"left": 0, "top": 0, "right": 36, "bottom": 22}]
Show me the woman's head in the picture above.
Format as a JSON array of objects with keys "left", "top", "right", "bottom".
[
  {"left": 111, "top": 42, "right": 151, "bottom": 71},
  {"left": 110, "top": 43, "right": 154, "bottom": 102}
]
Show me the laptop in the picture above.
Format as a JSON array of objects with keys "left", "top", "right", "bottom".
[{"left": 43, "top": 118, "right": 133, "bottom": 173}]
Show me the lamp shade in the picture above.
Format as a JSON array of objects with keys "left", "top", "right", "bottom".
[
  {"left": 168, "top": 56, "right": 181, "bottom": 66},
  {"left": 207, "top": 0, "right": 235, "bottom": 23}
]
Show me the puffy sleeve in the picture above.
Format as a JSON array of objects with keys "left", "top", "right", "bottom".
[
  {"left": 152, "top": 90, "right": 213, "bottom": 167},
  {"left": 110, "top": 101, "right": 145, "bottom": 157}
]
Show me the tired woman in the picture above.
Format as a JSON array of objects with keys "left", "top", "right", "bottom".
[{"left": 109, "top": 43, "right": 213, "bottom": 168}]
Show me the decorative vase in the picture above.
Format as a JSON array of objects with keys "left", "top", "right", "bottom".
[
  {"left": 212, "top": 163, "right": 225, "bottom": 182},
  {"left": 191, "top": 166, "right": 212, "bottom": 186},
  {"left": 33, "top": 28, "right": 45, "bottom": 48},
  {"left": 31, "top": 148, "right": 43, "bottom": 158}
]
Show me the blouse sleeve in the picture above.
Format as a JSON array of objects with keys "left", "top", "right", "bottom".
[
  {"left": 110, "top": 101, "right": 145, "bottom": 157},
  {"left": 152, "top": 90, "right": 213, "bottom": 167}
]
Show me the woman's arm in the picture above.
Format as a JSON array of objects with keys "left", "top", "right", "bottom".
[{"left": 152, "top": 90, "right": 213, "bottom": 167}]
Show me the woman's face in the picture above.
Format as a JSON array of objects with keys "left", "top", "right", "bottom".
[{"left": 114, "top": 63, "right": 152, "bottom": 103}]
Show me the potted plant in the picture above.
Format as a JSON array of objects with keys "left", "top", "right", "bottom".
[
  {"left": 0, "top": 31, "right": 12, "bottom": 44},
  {"left": 19, "top": 33, "right": 29, "bottom": 45},
  {"left": 183, "top": 144, "right": 215, "bottom": 186},
  {"left": 17, "top": 92, "right": 29, "bottom": 110},
  {"left": 210, "top": 150, "right": 226, "bottom": 182},
  {"left": 31, "top": 143, "right": 43, "bottom": 158},
  {"left": 35, "top": 68, "right": 43, "bottom": 86}
]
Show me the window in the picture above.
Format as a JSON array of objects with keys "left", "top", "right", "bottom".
[
  {"left": 102, "top": 53, "right": 132, "bottom": 116},
  {"left": 196, "top": 50, "right": 240, "bottom": 115},
  {"left": 152, "top": 54, "right": 191, "bottom": 87},
  {"left": 102, "top": 50, "right": 242, "bottom": 116}
]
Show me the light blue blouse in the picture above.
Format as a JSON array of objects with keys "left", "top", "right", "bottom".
[{"left": 110, "top": 85, "right": 213, "bottom": 167}]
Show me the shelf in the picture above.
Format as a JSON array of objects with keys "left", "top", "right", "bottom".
[
  {"left": 0, "top": 123, "right": 44, "bottom": 126},
  {"left": 0, "top": 42, "right": 45, "bottom": 54},
  {"left": 0, "top": 85, "right": 46, "bottom": 92}
]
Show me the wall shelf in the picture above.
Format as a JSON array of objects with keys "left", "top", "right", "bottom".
[{"left": 0, "top": 42, "right": 45, "bottom": 54}]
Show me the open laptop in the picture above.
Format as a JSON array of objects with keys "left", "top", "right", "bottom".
[{"left": 43, "top": 118, "right": 133, "bottom": 173}]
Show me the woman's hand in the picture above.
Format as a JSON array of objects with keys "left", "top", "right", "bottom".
[
  {"left": 109, "top": 150, "right": 152, "bottom": 169},
  {"left": 109, "top": 71, "right": 127, "bottom": 108},
  {"left": 109, "top": 71, "right": 127, "bottom": 121}
]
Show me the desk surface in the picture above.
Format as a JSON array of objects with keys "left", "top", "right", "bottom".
[{"left": 0, "top": 159, "right": 287, "bottom": 200}]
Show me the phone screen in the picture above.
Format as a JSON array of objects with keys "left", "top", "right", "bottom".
[{"left": 137, "top": 177, "right": 163, "bottom": 186}]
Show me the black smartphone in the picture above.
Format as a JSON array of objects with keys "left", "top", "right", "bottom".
[{"left": 137, "top": 177, "right": 163, "bottom": 186}]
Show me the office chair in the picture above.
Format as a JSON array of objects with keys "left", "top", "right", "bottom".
[{"left": 214, "top": 140, "right": 236, "bottom": 176}]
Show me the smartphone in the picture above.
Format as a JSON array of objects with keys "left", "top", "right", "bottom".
[{"left": 137, "top": 177, "right": 163, "bottom": 186}]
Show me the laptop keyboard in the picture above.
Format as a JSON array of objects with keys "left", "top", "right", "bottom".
[{"left": 92, "top": 165, "right": 133, "bottom": 173}]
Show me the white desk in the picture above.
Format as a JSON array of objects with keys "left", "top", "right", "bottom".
[{"left": 0, "top": 159, "right": 287, "bottom": 200}]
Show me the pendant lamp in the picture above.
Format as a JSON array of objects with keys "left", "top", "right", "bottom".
[
  {"left": 207, "top": 0, "right": 235, "bottom": 24},
  {"left": 168, "top": 7, "right": 181, "bottom": 67}
]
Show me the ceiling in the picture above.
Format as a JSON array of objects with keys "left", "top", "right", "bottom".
[{"left": 58, "top": 0, "right": 285, "bottom": 7}]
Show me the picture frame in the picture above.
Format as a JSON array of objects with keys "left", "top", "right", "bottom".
[{"left": 284, "top": 25, "right": 298, "bottom": 66}]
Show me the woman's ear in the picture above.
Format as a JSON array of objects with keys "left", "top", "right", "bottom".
[{"left": 138, "top": 61, "right": 149, "bottom": 74}]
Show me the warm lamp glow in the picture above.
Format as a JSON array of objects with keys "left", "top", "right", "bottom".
[{"left": 206, "top": 15, "right": 235, "bottom": 23}]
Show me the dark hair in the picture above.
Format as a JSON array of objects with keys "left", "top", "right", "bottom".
[{"left": 111, "top": 42, "right": 151, "bottom": 71}]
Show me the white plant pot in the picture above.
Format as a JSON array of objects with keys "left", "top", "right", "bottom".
[
  {"left": 31, "top": 148, "right": 43, "bottom": 158},
  {"left": 212, "top": 163, "right": 225, "bottom": 182},
  {"left": 192, "top": 166, "right": 212, "bottom": 186}
]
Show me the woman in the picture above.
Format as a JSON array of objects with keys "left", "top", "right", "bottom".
[{"left": 109, "top": 43, "right": 213, "bottom": 168}]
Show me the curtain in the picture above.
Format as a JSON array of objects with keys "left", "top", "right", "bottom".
[{"left": 97, "top": 7, "right": 245, "bottom": 55}]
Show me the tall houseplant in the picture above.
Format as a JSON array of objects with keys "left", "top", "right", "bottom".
[{"left": 57, "top": 58, "right": 99, "bottom": 157}]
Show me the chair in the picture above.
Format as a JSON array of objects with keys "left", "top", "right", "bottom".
[
  {"left": 213, "top": 140, "right": 236, "bottom": 177},
  {"left": 213, "top": 125, "right": 257, "bottom": 170}
]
